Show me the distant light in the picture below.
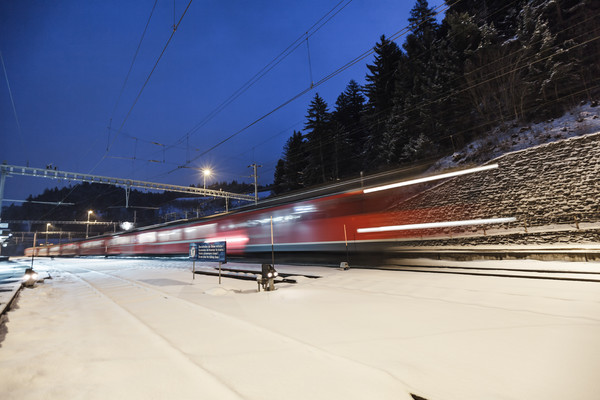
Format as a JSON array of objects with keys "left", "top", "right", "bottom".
[
  {"left": 203, "top": 169, "right": 212, "bottom": 177},
  {"left": 120, "top": 221, "right": 134, "bottom": 230},
  {"left": 363, "top": 164, "right": 499, "bottom": 194},
  {"left": 357, "top": 217, "right": 516, "bottom": 233},
  {"left": 88, "top": 210, "right": 94, "bottom": 215}
]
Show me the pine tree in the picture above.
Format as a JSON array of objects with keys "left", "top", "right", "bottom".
[
  {"left": 447, "top": 0, "right": 527, "bottom": 37},
  {"left": 272, "top": 159, "right": 287, "bottom": 195},
  {"left": 283, "top": 130, "right": 306, "bottom": 190},
  {"left": 363, "top": 35, "right": 403, "bottom": 169},
  {"left": 304, "top": 93, "right": 333, "bottom": 185},
  {"left": 332, "top": 80, "right": 366, "bottom": 175},
  {"left": 385, "top": 0, "right": 440, "bottom": 164},
  {"left": 431, "top": 11, "right": 482, "bottom": 148}
]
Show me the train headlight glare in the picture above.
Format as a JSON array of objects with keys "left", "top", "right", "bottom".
[
  {"left": 274, "top": 271, "right": 278, "bottom": 277},
  {"left": 267, "top": 272, "right": 273, "bottom": 278}
]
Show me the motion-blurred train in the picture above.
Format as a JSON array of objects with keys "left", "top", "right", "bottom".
[{"left": 24, "top": 177, "right": 469, "bottom": 265}]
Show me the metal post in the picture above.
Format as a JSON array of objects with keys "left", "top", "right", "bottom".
[
  {"left": 248, "top": 163, "right": 261, "bottom": 205},
  {"left": 218, "top": 262, "right": 222, "bottom": 284},
  {"left": 31, "top": 231, "right": 37, "bottom": 268},
  {"left": 343, "top": 224, "right": 349, "bottom": 264},
  {"left": 125, "top": 185, "right": 131, "bottom": 208},
  {"left": 192, "top": 260, "right": 195, "bottom": 280},
  {"left": 0, "top": 170, "right": 6, "bottom": 220},
  {"left": 86, "top": 212, "right": 90, "bottom": 238},
  {"left": 270, "top": 216, "right": 275, "bottom": 268}
]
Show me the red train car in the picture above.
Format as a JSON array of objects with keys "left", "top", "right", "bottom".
[{"left": 24, "top": 185, "right": 474, "bottom": 264}]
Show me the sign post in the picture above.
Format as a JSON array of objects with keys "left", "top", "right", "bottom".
[
  {"left": 189, "top": 243, "right": 198, "bottom": 280},
  {"left": 193, "top": 241, "right": 227, "bottom": 284}
]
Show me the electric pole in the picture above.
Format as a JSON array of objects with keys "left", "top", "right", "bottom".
[{"left": 248, "top": 163, "right": 262, "bottom": 205}]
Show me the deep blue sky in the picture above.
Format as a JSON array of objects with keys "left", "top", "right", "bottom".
[{"left": 0, "top": 0, "right": 446, "bottom": 201}]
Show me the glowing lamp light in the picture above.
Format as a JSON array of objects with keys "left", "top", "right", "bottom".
[
  {"left": 363, "top": 164, "right": 499, "bottom": 194},
  {"left": 357, "top": 217, "right": 517, "bottom": 233}
]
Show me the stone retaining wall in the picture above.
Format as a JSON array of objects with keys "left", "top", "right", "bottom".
[{"left": 394, "top": 132, "right": 600, "bottom": 246}]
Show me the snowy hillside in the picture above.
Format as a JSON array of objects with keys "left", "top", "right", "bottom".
[{"left": 433, "top": 101, "right": 600, "bottom": 170}]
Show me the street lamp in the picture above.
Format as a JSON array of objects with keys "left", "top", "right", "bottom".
[
  {"left": 203, "top": 169, "right": 212, "bottom": 190},
  {"left": 45, "top": 223, "right": 51, "bottom": 246},
  {"left": 86, "top": 210, "right": 93, "bottom": 238}
]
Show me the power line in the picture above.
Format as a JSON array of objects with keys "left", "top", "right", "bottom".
[
  {"left": 173, "top": 1, "right": 453, "bottom": 171},
  {"left": 107, "top": 0, "right": 159, "bottom": 149},
  {"left": 161, "top": 0, "right": 355, "bottom": 155},
  {"left": 0, "top": 51, "right": 22, "bottom": 137},
  {"left": 102, "top": 0, "right": 194, "bottom": 163}
]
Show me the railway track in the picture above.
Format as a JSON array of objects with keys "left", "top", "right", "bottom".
[{"left": 383, "top": 262, "right": 600, "bottom": 283}]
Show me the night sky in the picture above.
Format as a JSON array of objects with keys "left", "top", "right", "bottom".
[{"left": 0, "top": 0, "right": 445, "bottom": 201}]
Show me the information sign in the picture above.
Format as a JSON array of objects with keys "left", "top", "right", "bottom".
[
  {"left": 196, "top": 241, "right": 227, "bottom": 263},
  {"left": 189, "top": 243, "right": 198, "bottom": 259}
]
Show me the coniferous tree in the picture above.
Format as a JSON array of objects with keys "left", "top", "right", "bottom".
[
  {"left": 383, "top": 0, "right": 440, "bottom": 165},
  {"left": 332, "top": 80, "right": 366, "bottom": 175},
  {"left": 431, "top": 11, "right": 482, "bottom": 148},
  {"left": 402, "top": 0, "right": 439, "bottom": 141},
  {"left": 273, "top": 130, "right": 307, "bottom": 194},
  {"left": 304, "top": 93, "right": 333, "bottom": 185},
  {"left": 447, "top": 0, "right": 527, "bottom": 36},
  {"left": 283, "top": 130, "right": 306, "bottom": 190},
  {"left": 272, "top": 159, "right": 287, "bottom": 195},
  {"left": 363, "top": 36, "right": 403, "bottom": 168}
]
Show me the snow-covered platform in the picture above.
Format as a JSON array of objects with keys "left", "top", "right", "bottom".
[
  {"left": 1, "top": 257, "right": 599, "bottom": 400},
  {"left": 0, "top": 262, "right": 28, "bottom": 317}
]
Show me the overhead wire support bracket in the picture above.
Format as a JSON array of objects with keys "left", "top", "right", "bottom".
[
  {"left": 305, "top": 32, "right": 314, "bottom": 88},
  {"left": 0, "top": 164, "right": 255, "bottom": 203}
]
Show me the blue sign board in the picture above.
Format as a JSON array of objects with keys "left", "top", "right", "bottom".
[
  {"left": 189, "top": 243, "right": 198, "bottom": 259},
  {"left": 190, "top": 241, "right": 227, "bottom": 263}
]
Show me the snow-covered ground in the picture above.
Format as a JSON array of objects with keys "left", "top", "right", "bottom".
[{"left": 1, "top": 257, "right": 600, "bottom": 400}]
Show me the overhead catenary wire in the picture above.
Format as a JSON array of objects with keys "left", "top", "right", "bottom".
[
  {"left": 172, "top": 1, "right": 453, "bottom": 172},
  {"left": 0, "top": 50, "right": 23, "bottom": 138},
  {"left": 44, "top": 0, "right": 193, "bottom": 220},
  {"left": 160, "top": 0, "right": 355, "bottom": 158},
  {"left": 107, "top": 0, "right": 159, "bottom": 151},
  {"left": 117, "top": 0, "right": 444, "bottom": 179},
  {"left": 99, "top": 0, "right": 194, "bottom": 169}
]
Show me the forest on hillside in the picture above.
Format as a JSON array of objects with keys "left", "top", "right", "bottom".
[{"left": 272, "top": 0, "right": 600, "bottom": 194}]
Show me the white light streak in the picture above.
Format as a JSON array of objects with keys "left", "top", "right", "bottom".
[
  {"left": 363, "top": 164, "right": 499, "bottom": 194},
  {"left": 205, "top": 236, "right": 249, "bottom": 245},
  {"left": 357, "top": 217, "right": 516, "bottom": 233}
]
